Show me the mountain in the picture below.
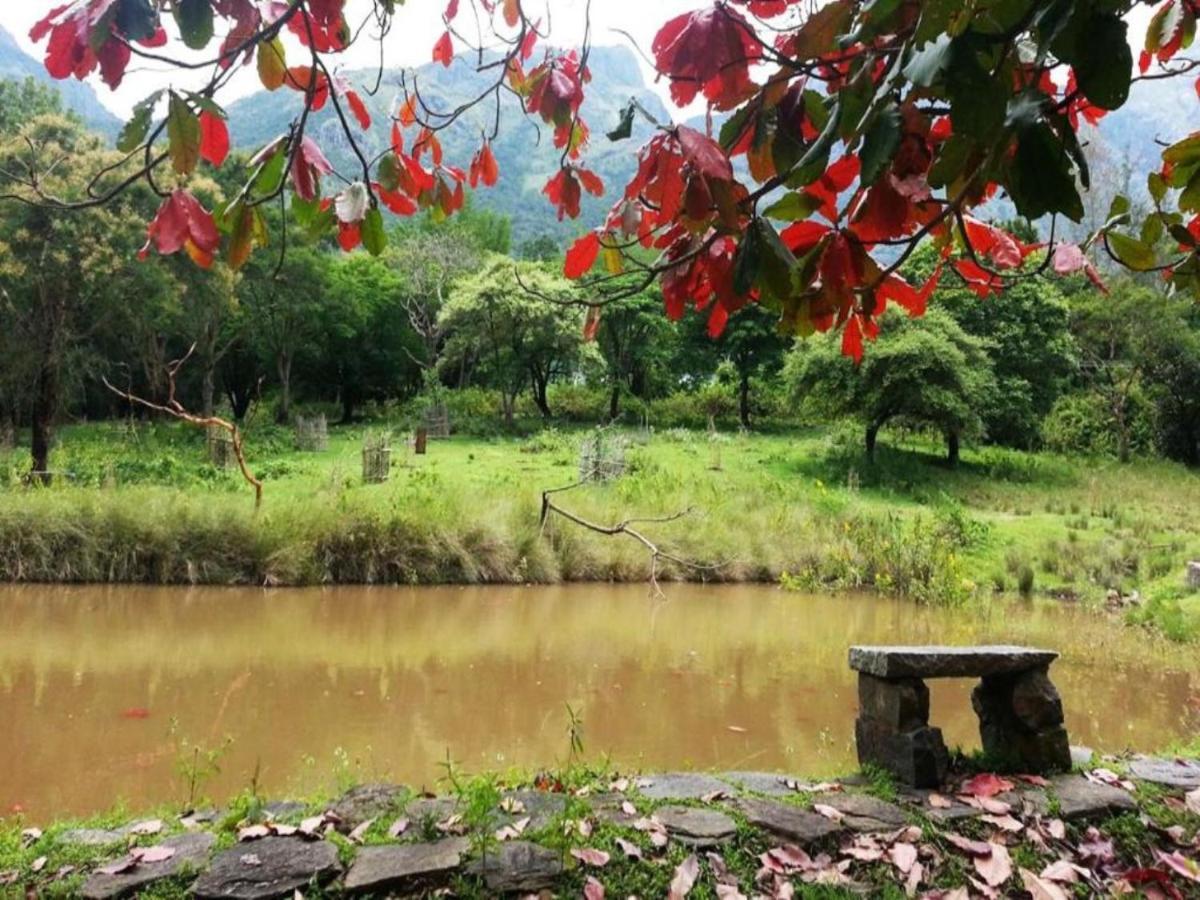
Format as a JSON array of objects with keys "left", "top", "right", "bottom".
[
  {"left": 225, "top": 45, "right": 670, "bottom": 246},
  {"left": 0, "top": 26, "right": 121, "bottom": 137}
]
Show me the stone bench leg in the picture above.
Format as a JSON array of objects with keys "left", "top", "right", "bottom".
[
  {"left": 971, "top": 667, "right": 1072, "bottom": 772},
  {"left": 855, "top": 674, "right": 949, "bottom": 788}
]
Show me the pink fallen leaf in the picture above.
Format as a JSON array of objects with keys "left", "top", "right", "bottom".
[
  {"left": 669, "top": 853, "right": 700, "bottom": 899},
  {"left": 1077, "top": 828, "right": 1115, "bottom": 866},
  {"left": 238, "top": 825, "right": 271, "bottom": 842},
  {"left": 927, "top": 793, "right": 953, "bottom": 809},
  {"left": 1020, "top": 868, "right": 1069, "bottom": 900},
  {"left": 495, "top": 816, "right": 531, "bottom": 842},
  {"left": 348, "top": 819, "right": 374, "bottom": 844},
  {"left": 973, "top": 843, "right": 1012, "bottom": 888},
  {"left": 31, "top": 857, "right": 47, "bottom": 873},
  {"left": 842, "top": 840, "right": 884, "bottom": 862},
  {"left": 388, "top": 818, "right": 410, "bottom": 838},
  {"left": 1041, "top": 859, "right": 1088, "bottom": 883},
  {"left": 1186, "top": 788, "right": 1200, "bottom": 817},
  {"left": 649, "top": 830, "right": 669, "bottom": 849},
  {"left": 133, "top": 845, "right": 176, "bottom": 865},
  {"left": 943, "top": 832, "right": 992, "bottom": 857},
  {"left": 1157, "top": 850, "right": 1200, "bottom": 882},
  {"left": 97, "top": 856, "right": 136, "bottom": 876},
  {"left": 620, "top": 801, "right": 637, "bottom": 816},
  {"left": 716, "top": 885, "right": 747, "bottom": 900},
  {"left": 299, "top": 815, "right": 327, "bottom": 837},
  {"left": 128, "top": 819, "right": 163, "bottom": 836},
  {"left": 571, "top": 848, "right": 611, "bottom": 868},
  {"left": 52, "top": 864, "right": 75, "bottom": 881},
  {"left": 435, "top": 814, "right": 465, "bottom": 835},
  {"left": 1045, "top": 819, "right": 1066, "bottom": 841},
  {"left": 583, "top": 875, "right": 605, "bottom": 900},
  {"left": 905, "top": 860, "right": 923, "bottom": 896},
  {"left": 890, "top": 842, "right": 918, "bottom": 874},
  {"left": 271, "top": 824, "right": 298, "bottom": 837},
  {"left": 615, "top": 838, "right": 643, "bottom": 860},
  {"left": 961, "top": 774, "right": 1014, "bottom": 798},
  {"left": 768, "top": 845, "right": 812, "bottom": 870},
  {"left": 609, "top": 777, "right": 629, "bottom": 792},
  {"left": 813, "top": 804, "right": 844, "bottom": 822},
  {"left": 1017, "top": 774, "right": 1052, "bottom": 787},
  {"left": 980, "top": 814, "right": 1023, "bottom": 833}
]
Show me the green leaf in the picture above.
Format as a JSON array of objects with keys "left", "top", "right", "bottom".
[
  {"left": 1073, "top": 14, "right": 1131, "bottom": 111},
  {"left": 117, "top": 89, "right": 163, "bottom": 153},
  {"left": 1169, "top": 223, "right": 1197, "bottom": 248},
  {"left": 733, "top": 226, "right": 761, "bottom": 297},
  {"left": 115, "top": 0, "right": 159, "bottom": 43},
  {"left": 752, "top": 218, "right": 798, "bottom": 302},
  {"left": 1007, "top": 123, "right": 1083, "bottom": 221},
  {"left": 607, "top": 100, "right": 636, "bottom": 142},
  {"left": 167, "top": 93, "right": 201, "bottom": 176},
  {"left": 718, "top": 105, "right": 756, "bottom": 152},
  {"left": 859, "top": 105, "right": 901, "bottom": 185},
  {"left": 254, "top": 146, "right": 288, "bottom": 198},
  {"left": 762, "top": 192, "right": 822, "bottom": 221},
  {"left": 1148, "top": 171, "right": 1168, "bottom": 205},
  {"left": 1107, "top": 231, "right": 1157, "bottom": 270},
  {"left": 361, "top": 207, "right": 387, "bottom": 256},
  {"left": 792, "top": 0, "right": 853, "bottom": 59},
  {"left": 785, "top": 148, "right": 831, "bottom": 189},
  {"left": 903, "top": 34, "right": 953, "bottom": 87},
  {"left": 175, "top": 0, "right": 214, "bottom": 51},
  {"left": 948, "top": 56, "right": 1007, "bottom": 140}
]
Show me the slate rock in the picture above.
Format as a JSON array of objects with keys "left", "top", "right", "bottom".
[
  {"left": 849, "top": 645, "right": 1058, "bottom": 679},
  {"left": 636, "top": 773, "right": 732, "bottom": 801},
  {"left": 498, "top": 790, "right": 567, "bottom": 831},
  {"left": 343, "top": 838, "right": 469, "bottom": 895},
  {"left": 654, "top": 805, "right": 737, "bottom": 846},
  {"left": 467, "top": 841, "right": 565, "bottom": 894},
  {"left": 60, "top": 829, "right": 125, "bottom": 847},
  {"left": 191, "top": 837, "right": 341, "bottom": 899},
  {"left": 81, "top": 832, "right": 215, "bottom": 900},
  {"left": 897, "top": 790, "right": 982, "bottom": 824},
  {"left": 732, "top": 797, "right": 843, "bottom": 845},
  {"left": 331, "top": 784, "right": 406, "bottom": 831},
  {"left": 812, "top": 792, "right": 908, "bottom": 831},
  {"left": 1129, "top": 756, "right": 1200, "bottom": 789},
  {"left": 1070, "top": 746, "right": 1096, "bottom": 768},
  {"left": 855, "top": 718, "right": 949, "bottom": 788},
  {"left": 1027, "top": 775, "right": 1137, "bottom": 820},
  {"left": 404, "top": 796, "right": 460, "bottom": 827},
  {"left": 718, "top": 772, "right": 806, "bottom": 797},
  {"left": 858, "top": 675, "right": 930, "bottom": 730}
]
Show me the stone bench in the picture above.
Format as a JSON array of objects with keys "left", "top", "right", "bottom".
[{"left": 849, "top": 645, "right": 1072, "bottom": 787}]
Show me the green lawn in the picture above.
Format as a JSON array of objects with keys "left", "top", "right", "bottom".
[{"left": 1, "top": 420, "right": 1198, "bottom": 639}]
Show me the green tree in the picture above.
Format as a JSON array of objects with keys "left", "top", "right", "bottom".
[
  {"left": 0, "top": 78, "right": 65, "bottom": 132},
  {"left": 439, "top": 256, "right": 586, "bottom": 423},
  {"left": 786, "top": 309, "right": 998, "bottom": 466},
  {"left": 594, "top": 286, "right": 673, "bottom": 421}
]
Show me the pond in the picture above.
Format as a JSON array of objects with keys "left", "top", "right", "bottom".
[{"left": 1, "top": 583, "right": 1197, "bottom": 820}]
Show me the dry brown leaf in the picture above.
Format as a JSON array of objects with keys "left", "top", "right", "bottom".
[
  {"left": 668, "top": 854, "right": 700, "bottom": 899},
  {"left": 980, "top": 814, "right": 1023, "bottom": 833},
  {"left": 1045, "top": 819, "right": 1066, "bottom": 841},
  {"left": 927, "top": 793, "right": 953, "bottom": 809},
  {"left": 272, "top": 824, "right": 298, "bottom": 837},
  {"left": 943, "top": 832, "right": 992, "bottom": 857},
  {"left": 973, "top": 843, "right": 1012, "bottom": 888},
  {"left": 97, "top": 856, "right": 136, "bottom": 876},
  {"left": 30, "top": 857, "right": 47, "bottom": 874},
  {"left": 1020, "top": 867, "right": 1069, "bottom": 900},
  {"left": 715, "top": 885, "right": 747, "bottom": 900}
]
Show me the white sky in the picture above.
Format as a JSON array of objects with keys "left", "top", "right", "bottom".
[{"left": 0, "top": 1, "right": 701, "bottom": 118}]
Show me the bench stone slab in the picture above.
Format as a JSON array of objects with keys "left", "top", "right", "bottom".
[{"left": 849, "top": 645, "right": 1058, "bottom": 678}]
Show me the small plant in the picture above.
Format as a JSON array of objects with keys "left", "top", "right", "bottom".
[
  {"left": 169, "top": 718, "right": 234, "bottom": 812},
  {"left": 441, "top": 753, "right": 501, "bottom": 871}
]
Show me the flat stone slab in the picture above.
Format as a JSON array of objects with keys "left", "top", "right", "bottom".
[
  {"left": 1129, "top": 757, "right": 1200, "bottom": 789},
  {"left": 636, "top": 773, "right": 732, "bottom": 801},
  {"left": 498, "top": 790, "right": 567, "bottom": 832},
  {"left": 849, "top": 646, "right": 1058, "bottom": 679},
  {"left": 1026, "top": 775, "right": 1136, "bottom": 820},
  {"left": 718, "top": 772, "right": 805, "bottom": 797},
  {"left": 898, "top": 790, "right": 982, "bottom": 824},
  {"left": 192, "top": 837, "right": 341, "bottom": 900},
  {"left": 331, "top": 784, "right": 405, "bottom": 830},
  {"left": 654, "top": 805, "right": 737, "bottom": 846},
  {"left": 732, "top": 797, "right": 843, "bottom": 845},
  {"left": 81, "top": 832, "right": 215, "bottom": 900},
  {"left": 60, "top": 828, "right": 126, "bottom": 847},
  {"left": 343, "top": 838, "right": 469, "bottom": 895},
  {"left": 812, "top": 792, "right": 908, "bottom": 831},
  {"left": 404, "top": 796, "right": 459, "bottom": 825},
  {"left": 467, "top": 840, "right": 565, "bottom": 894}
]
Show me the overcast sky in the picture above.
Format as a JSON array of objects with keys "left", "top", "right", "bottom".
[
  {"left": 0, "top": 1, "right": 701, "bottom": 118},
  {"left": 0, "top": 2, "right": 1160, "bottom": 121}
]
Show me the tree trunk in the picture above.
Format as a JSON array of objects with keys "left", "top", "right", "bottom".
[
  {"left": 340, "top": 393, "right": 355, "bottom": 425},
  {"left": 201, "top": 366, "right": 216, "bottom": 419},
  {"left": 502, "top": 393, "right": 515, "bottom": 426},
  {"left": 947, "top": 430, "right": 960, "bottom": 467},
  {"left": 865, "top": 422, "right": 880, "bottom": 463},
  {"left": 31, "top": 359, "right": 57, "bottom": 482},
  {"left": 1114, "top": 398, "right": 1131, "bottom": 463},
  {"left": 739, "top": 375, "right": 751, "bottom": 429},
  {"left": 275, "top": 351, "right": 292, "bottom": 425},
  {"left": 532, "top": 373, "right": 551, "bottom": 419},
  {"left": 609, "top": 385, "right": 620, "bottom": 422}
]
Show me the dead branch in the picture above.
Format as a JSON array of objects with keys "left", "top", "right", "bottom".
[{"left": 101, "top": 345, "right": 263, "bottom": 509}]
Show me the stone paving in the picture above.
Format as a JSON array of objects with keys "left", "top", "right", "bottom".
[{"left": 9, "top": 756, "right": 1200, "bottom": 899}]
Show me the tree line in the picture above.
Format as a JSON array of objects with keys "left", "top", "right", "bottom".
[{"left": 3, "top": 78, "right": 1200, "bottom": 475}]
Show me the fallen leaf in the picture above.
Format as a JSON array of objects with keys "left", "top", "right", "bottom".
[
  {"left": 1077, "top": 827, "right": 1115, "bottom": 866},
  {"left": 299, "top": 815, "right": 327, "bottom": 837},
  {"left": 577, "top": 819, "right": 593, "bottom": 838},
  {"left": 500, "top": 797, "right": 526, "bottom": 814},
  {"left": 1157, "top": 850, "right": 1200, "bottom": 882},
  {"left": 238, "top": 825, "right": 271, "bottom": 842},
  {"left": 1017, "top": 774, "right": 1052, "bottom": 787},
  {"left": 128, "top": 819, "right": 163, "bottom": 836},
  {"left": 927, "top": 793, "right": 953, "bottom": 809},
  {"left": 943, "top": 832, "right": 992, "bottom": 857},
  {"left": 973, "top": 843, "right": 1012, "bottom": 888},
  {"left": 620, "top": 801, "right": 637, "bottom": 816},
  {"left": 240, "top": 853, "right": 262, "bottom": 867},
  {"left": 348, "top": 819, "right": 374, "bottom": 844},
  {"left": 52, "top": 865, "right": 75, "bottom": 881},
  {"left": 669, "top": 854, "right": 700, "bottom": 899},
  {"left": 980, "top": 814, "right": 1023, "bottom": 833},
  {"left": 571, "top": 848, "right": 611, "bottom": 868},
  {"left": 1040, "top": 859, "right": 1088, "bottom": 883},
  {"left": 20, "top": 828, "right": 42, "bottom": 847},
  {"left": 584, "top": 875, "right": 606, "bottom": 900},
  {"left": 1020, "top": 868, "right": 1069, "bottom": 900},
  {"left": 615, "top": 838, "right": 643, "bottom": 860},
  {"left": 388, "top": 818, "right": 410, "bottom": 838},
  {"left": 701, "top": 790, "right": 729, "bottom": 803},
  {"left": 0, "top": 871, "right": 18, "bottom": 886},
  {"left": 813, "top": 804, "right": 844, "bottom": 822},
  {"left": 890, "top": 842, "right": 918, "bottom": 874},
  {"left": 649, "top": 830, "right": 669, "bottom": 849},
  {"left": 960, "top": 774, "right": 1014, "bottom": 798},
  {"left": 767, "top": 845, "right": 812, "bottom": 870},
  {"left": 1045, "top": 819, "right": 1066, "bottom": 841},
  {"left": 435, "top": 814, "right": 465, "bottom": 835},
  {"left": 610, "top": 777, "right": 630, "bottom": 792},
  {"left": 1186, "top": 788, "right": 1200, "bottom": 817},
  {"left": 715, "top": 885, "right": 747, "bottom": 900},
  {"left": 30, "top": 857, "right": 47, "bottom": 873},
  {"left": 495, "top": 817, "right": 531, "bottom": 842},
  {"left": 272, "top": 824, "right": 298, "bottom": 837},
  {"left": 905, "top": 860, "right": 923, "bottom": 896},
  {"left": 133, "top": 845, "right": 176, "bottom": 864}
]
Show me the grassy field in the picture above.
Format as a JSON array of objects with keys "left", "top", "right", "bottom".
[{"left": 1, "top": 420, "right": 1198, "bottom": 640}]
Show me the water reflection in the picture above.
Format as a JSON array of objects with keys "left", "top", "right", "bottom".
[{"left": 0, "top": 584, "right": 1195, "bottom": 820}]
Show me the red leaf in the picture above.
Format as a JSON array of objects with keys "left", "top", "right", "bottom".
[
  {"left": 652, "top": 5, "right": 761, "bottom": 110},
  {"left": 338, "top": 221, "right": 362, "bottom": 251},
  {"left": 565, "top": 232, "right": 601, "bottom": 279},
  {"left": 841, "top": 314, "right": 864, "bottom": 362},
  {"left": 953, "top": 258, "right": 1003, "bottom": 298},
  {"left": 433, "top": 31, "right": 454, "bottom": 67},
  {"left": 140, "top": 190, "right": 219, "bottom": 268},
  {"left": 470, "top": 142, "right": 499, "bottom": 188},
  {"left": 961, "top": 773, "right": 1014, "bottom": 798},
  {"left": 120, "top": 707, "right": 151, "bottom": 719},
  {"left": 345, "top": 89, "right": 371, "bottom": 130},
  {"left": 199, "top": 111, "right": 230, "bottom": 167}
]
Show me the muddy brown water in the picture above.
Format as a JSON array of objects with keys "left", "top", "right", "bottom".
[{"left": 1, "top": 583, "right": 1197, "bottom": 821}]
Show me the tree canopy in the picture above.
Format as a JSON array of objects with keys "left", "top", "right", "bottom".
[{"left": 10, "top": 0, "right": 1200, "bottom": 364}]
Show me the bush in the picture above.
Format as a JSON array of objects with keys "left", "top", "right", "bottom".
[{"left": 1041, "top": 390, "right": 1154, "bottom": 458}]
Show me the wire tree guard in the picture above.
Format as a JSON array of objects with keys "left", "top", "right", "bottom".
[
  {"left": 578, "top": 428, "right": 628, "bottom": 483},
  {"left": 294, "top": 414, "right": 329, "bottom": 452},
  {"left": 362, "top": 431, "right": 392, "bottom": 484}
]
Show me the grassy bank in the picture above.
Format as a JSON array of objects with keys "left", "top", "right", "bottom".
[{"left": 1, "top": 422, "right": 1199, "bottom": 639}]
